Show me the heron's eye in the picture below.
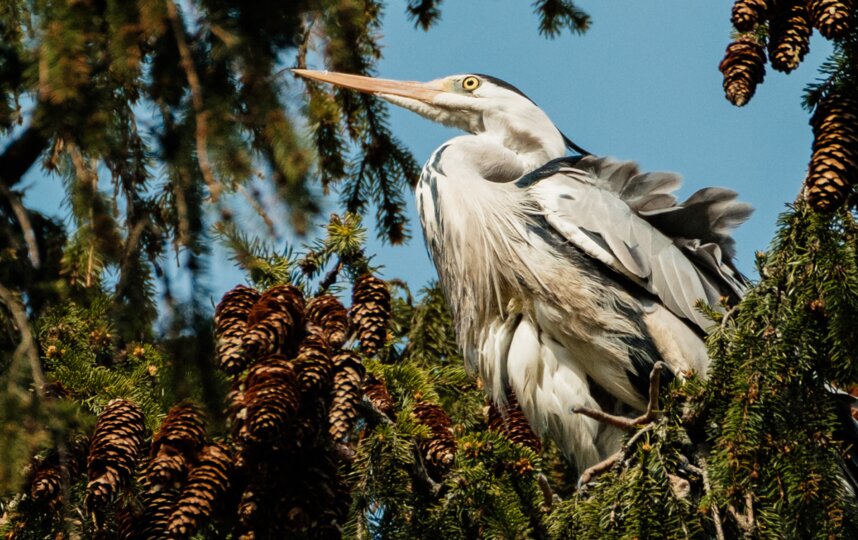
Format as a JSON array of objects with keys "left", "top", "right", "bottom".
[{"left": 461, "top": 76, "right": 481, "bottom": 92}]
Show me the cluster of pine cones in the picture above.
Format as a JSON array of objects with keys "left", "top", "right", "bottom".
[
  {"left": 719, "top": 0, "right": 857, "bottom": 212},
  {"left": 213, "top": 278, "right": 390, "bottom": 538},
  {"left": 10, "top": 276, "right": 395, "bottom": 539},
  {"left": 9, "top": 275, "right": 552, "bottom": 539}
]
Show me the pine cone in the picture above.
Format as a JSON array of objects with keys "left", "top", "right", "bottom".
[
  {"left": 214, "top": 285, "right": 260, "bottom": 375},
  {"left": 86, "top": 399, "right": 147, "bottom": 510},
  {"left": 328, "top": 351, "right": 365, "bottom": 442},
  {"left": 291, "top": 394, "right": 329, "bottom": 450},
  {"left": 138, "top": 487, "right": 180, "bottom": 540},
  {"left": 719, "top": 35, "right": 766, "bottom": 106},
  {"left": 806, "top": 94, "right": 858, "bottom": 212},
  {"left": 29, "top": 440, "right": 85, "bottom": 510},
  {"left": 244, "top": 355, "right": 301, "bottom": 443},
  {"left": 363, "top": 374, "right": 395, "bottom": 417},
  {"left": 808, "top": 0, "right": 853, "bottom": 39},
  {"left": 293, "top": 325, "right": 334, "bottom": 395},
  {"left": 350, "top": 274, "right": 391, "bottom": 356},
  {"left": 768, "top": 0, "right": 812, "bottom": 73},
  {"left": 412, "top": 401, "right": 457, "bottom": 475},
  {"left": 243, "top": 285, "right": 305, "bottom": 361},
  {"left": 731, "top": 0, "right": 769, "bottom": 31},
  {"left": 306, "top": 294, "right": 349, "bottom": 348},
  {"left": 145, "top": 402, "right": 207, "bottom": 488},
  {"left": 487, "top": 394, "right": 541, "bottom": 452},
  {"left": 115, "top": 504, "right": 137, "bottom": 540},
  {"left": 167, "top": 443, "right": 232, "bottom": 539}
]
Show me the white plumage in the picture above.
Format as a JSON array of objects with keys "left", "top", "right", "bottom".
[{"left": 293, "top": 69, "right": 752, "bottom": 473}]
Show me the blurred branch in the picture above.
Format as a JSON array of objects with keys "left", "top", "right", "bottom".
[
  {"left": 0, "top": 283, "right": 46, "bottom": 398},
  {"left": 0, "top": 183, "right": 40, "bottom": 268},
  {"left": 165, "top": 0, "right": 221, "bottom": 201},
  {"left": 0, "top": 124, "right": 48, "bottom": 188}
]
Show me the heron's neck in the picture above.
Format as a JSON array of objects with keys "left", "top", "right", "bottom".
[{"left": 482, "top": 109, "right": 566, "bottom": 170}]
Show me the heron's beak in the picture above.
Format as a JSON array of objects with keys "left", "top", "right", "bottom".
[{"left": 292, "top": 69, "right": 446, "bottom": 103}]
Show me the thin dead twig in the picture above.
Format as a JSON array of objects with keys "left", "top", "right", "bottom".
[
  {"left": 727, "top": 492, "right": 755, "bottom": 539},
  {"left": 577, "top": 422, "right": 655, "bottom": 489},
  {"left": 537, "top": 472, "right": 561, "bottom": 511},
  {"left": 698, "top": 454, "right": 726, "bottom": 540}
]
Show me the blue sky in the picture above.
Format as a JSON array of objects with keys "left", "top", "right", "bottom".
[
  {"left": 354, "top": 1, "right": 833, "bottom": 288},
  {"left": 23, "top": 2, "right": 834, "bottom": 299}
]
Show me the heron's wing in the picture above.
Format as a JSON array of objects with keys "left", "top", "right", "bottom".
[{"left": 524, "top": 156, "right": 753, "bottom": 331}]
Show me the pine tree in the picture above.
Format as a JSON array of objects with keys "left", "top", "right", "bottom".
[{"left": 3, "top": 1, "right": 858, "bottom": 539}]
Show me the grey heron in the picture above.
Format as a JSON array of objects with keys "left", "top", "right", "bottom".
[{"left": 293, "top": 69, "right": 752, "bottom": 472}]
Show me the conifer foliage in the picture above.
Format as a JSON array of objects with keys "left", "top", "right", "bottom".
[{"left": 3, "top": 1, "right": 858, "bottom": 539}]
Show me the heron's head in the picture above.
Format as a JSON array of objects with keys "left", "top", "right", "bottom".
[{"left": 293, "top": 70, "right": 582, "bottom": 158}]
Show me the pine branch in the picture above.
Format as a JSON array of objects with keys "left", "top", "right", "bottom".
[
  {"left": 0, "top": 123, "right": 48, "bottom": 188},
  {"left": 0, "top": 183, "right": 40, "bottom": 268},
  {"left": 165, "top": 0, "right": 220, "bottom": 201},
  {"left": 0, "top": 283, "right": 46, "bottom": 397},
  {"left": 533, "top": 0, "right": 591, "bottom": 37}
]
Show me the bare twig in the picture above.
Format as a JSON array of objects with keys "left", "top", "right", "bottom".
[
  {"left": 574, "top": 362, "right": 666, "bottom": 431},
  {"left": 578, "top": 451, "right": 622, "bottom": 486},
  {"left": 0, "top": 284, "right": 46, "bottom": 399},
  {"left": 537, "top": 472, "right": 561, "bottom": 511},
  {"left": 359, "top": 394, "right": 395, "bottom": 426},
  {"left": 727, "top": 492, "right": 755, "bottom": 538},
  {"left": 318, "top": 259, "right": 343, "bottom": 293},
  {"left": 165, "top": 0, "right": 221, "bottom": 201},
  {"left": 412, "top": 444, "right": 441, "bottom": 495},
  {"left": 578, "top": 423, "right": 655, "bottom": 490},
  {"left": 698, "top": 454, "right": 726, "bottom": 540},
  {"left": 236, "top": 183, "right": 276, "bottom": 237}
]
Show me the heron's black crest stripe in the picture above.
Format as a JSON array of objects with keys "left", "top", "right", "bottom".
[
  {"left": 562, "top": 133, "right": 592, "bottom": 156},
  {"left": 473, "top": 74, "right": 536, "bottom": 104}
]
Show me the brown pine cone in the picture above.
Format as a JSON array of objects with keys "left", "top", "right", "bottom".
[
  {"left": 768, "top": 0, "right": 812, "bottom": 73},
  {"left": 138, "top": 487, "right": 180, "bottom": 540},
  {"left": 719, "top": 35, "right": 766, "bottom": 106},
  {"left": 293, "top": 325, "right": 334, "bottom": 396},
  {"left": 30, "top": 455, "right": 64, "bottom": 509},
  {"left": 487, "top": 393, "right": 541, "bottom": 452},
  {"left": 350, "top": 274, "right": 391, "bottom": 356},
  {"left": 167, "top": 443, "right": 232, "bottom": 539},
  {"left": 806, "top": 94, "right": 858, "bottom": 212},
  {"left": 214, "top": 285, "right": 260, "bottom": 375},
  {"left": 731, "top": 0, "right": 769, "bottom": 31},
  {"left": 243, "top": 285, "right": 306, "bottom": 362},
  {"left": 145, "top": 402, "right": 207, "bottom": 488},
  {"left": 412, "top": 401, "right": 457, "bottom": 475},
  {"left": 29, "top": 439, "right": 87, "bottom": 510},
  {"left": 244, "top": 355, "right": 301, "bottom": 443},
  {"left": 808, "top": 0, "right": 853, "bottom": 39},
  {"left": 328, "top": 351, "right": 366, "bottom": 442},
  {"left": 86, "top": 399, "right": 147, "bottom": 510},
  {"left": 115, "top": 504, "right": 137, "bottom": 540},
  {"left": 306, "top": 294, "right": 349, "bottom": 348},
  {"left": 363, "top": 374, "right": 395, "bottom": 417}
]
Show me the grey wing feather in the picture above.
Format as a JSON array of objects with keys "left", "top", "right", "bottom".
[{"left": 528, "top": 156, "right": 752, "bottom": 330}]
